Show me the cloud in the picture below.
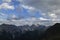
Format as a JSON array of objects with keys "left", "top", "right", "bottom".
[
  {"left": 17, "top": 0, "right": 23, "bottom": 3},
  {"left": 39, "top": 17, "right": 49, "bottom": 20},
  {"left": 21, "top": 4, "right": 37, "bottom": 13},
  {"left": 19, "top": 0, "right": 60, "bottom": 11},
  {"left": 18, "top": 0, "right": 60, "bottom": 24},
  {"left": 0, "top": 13, "right": 8, "bottom": 20},
  {"left": 48, "top": 13, "right": 57, "bottom": 19},
  {"left": 11, "top": 14, "right": 17, "bottom": 19},
  {"left": 0, "top": 13, "right": 6, "bottom": 16},
  {"left": 0, "top": 16, "right": 52, "bottom": 26},
  {"left": 0, "top": 0, "right": 60, "bottom": 26},
  {"left": 2, "top": 0, "right": 11, "bottom": 3},
  {"left": 20, "top": 4, "right": 39, "bottom": 17},
  {"left": 18, "top": 0, "right": 60, "bottom": 16},
  {"left": 0, "top": 3, "right": 15, "bottom": 10},
  {"left": 21, "top": 5, "right": 35, "bottom": 10},
  {"left": 7, "top": 14, "right": 20, "bottom": 20}
]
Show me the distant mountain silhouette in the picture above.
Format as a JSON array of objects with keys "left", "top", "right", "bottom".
[
  {"left": 0, "top": 23, "right": 47, "bottom": 40},
  {"left": 42, "top": 23, "right": 60, "bottom": 40}
]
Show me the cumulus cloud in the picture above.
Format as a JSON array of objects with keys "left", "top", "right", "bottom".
[
  {"left": 21, "top": 5, "right": 35, "bottom": 10},
  {"left": 0, "top": 3, "right": 15, "bottom": 10},
  {"left": 11, "top": 14, "right": 17, "bottom": 19}
]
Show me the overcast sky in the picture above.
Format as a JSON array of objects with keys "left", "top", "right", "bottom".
[{"left": 0, "top": 0, "right": 60, "bottom": 26}]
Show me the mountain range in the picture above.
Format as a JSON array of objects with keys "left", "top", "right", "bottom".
[{"left": 0, "top": 23, "right": 59, "bottom": 40}]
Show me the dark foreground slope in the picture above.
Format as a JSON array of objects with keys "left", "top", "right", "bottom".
[
  {"left": 0, "top": 24, "right": 46, "bottom": 40},
  {"left": 41, "top": 23, "right": 60, "bottom": 40}
]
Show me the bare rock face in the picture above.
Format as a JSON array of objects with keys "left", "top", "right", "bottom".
[{"left": 42, "top": 23, "right": 60, "bottom": 40}]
